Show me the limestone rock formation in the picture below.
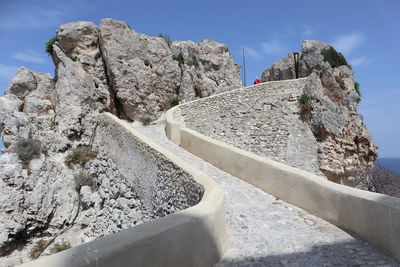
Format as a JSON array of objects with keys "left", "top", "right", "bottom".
[
  {"left": 262, "top": 40, "right": 378, "bottom": 182},
  {"left": 0, "top": 18, "right": 234, "bottom": 265},
  {"left": 98, "top": 18, "right": 240, "bottom": 120}
]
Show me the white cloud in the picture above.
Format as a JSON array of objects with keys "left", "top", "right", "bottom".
[
  {"left": 261, "top": 40, "right": 286, "bottom": 55},
  {"left": 0, "top": 64, "right": 18, "bottom": 79},
  {"left": 333, "top": 32, "right": 366, "bottom": 54},
  {"left": 12, "top": 49, "right": 46, "bottom": 64},
  {"left": 350, "top": 56, "right": 372, "bottom": 67}
]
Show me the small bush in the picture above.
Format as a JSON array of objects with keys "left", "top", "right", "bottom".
[
  {"left": 94, "top": 51, "right": 101, "bottom": 61},
  {"left": 321, "top": 47, "right": 348, "bottom": 68},
  {"left": 172, "top": 53, "right": 185, "bottom": 65},
  {"left": 65, "top": 147, "right": 97, "bottom": 169},
  {"left": 165, "top": 96, "right": 179, "bottom": 110},
  {"left": 15, "top": 138, "right": 42, "bottom": 164},
  {"left": 140, "top": 117, "right": 152, "bottom": 126},
  {"left": 346, "top": 166, "right": 400, "bottom": 198},
  {"left": 30, "top": 239, "right": 49, "bottom": 259},
  {"left": 51, "top": 241, "right": 72, "bottom": 254},
  {"left": 186, "top": 58, "right": 199, "bottom": 67},
  {"left": 298, "top": 94, "right": 311, "bottom": 119},
  {"left": 65, "top": 52, "right": 77, "bottom": 62},
  {"left": 354, "top": 82, "right": 361, "bottom": 103},
  {"left": 298, "top": 94, "right": 310, "bottom": 108},
  {"left": 158, "top": 33, "right": 171, "bottom": 47},
  {"left": 74, "top": 171, "right": 96, "bottom": 191},
  {"left": 45, "top": 36, "right": 59, "bottom": 56}
]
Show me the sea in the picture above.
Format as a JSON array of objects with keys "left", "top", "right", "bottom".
[{"left": 375, "top": 158, "right": 400, "bottom": 176}]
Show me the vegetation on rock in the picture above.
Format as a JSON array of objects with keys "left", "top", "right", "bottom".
[
  {"left": 65, "top": 52, "right": 77, "bottom": 62},
  {"left": 15, "top": 138, "right": 42, "bottom": 164},
  {"left": 298, "top": 94, "right": 311, "bottom": 115},
  {"left": 186, "top": 58, "right": 199, "bottom": 67},
  {"left": 51, "top": 241, "right": 72, "bottom": 254},
  {"left": 354, "top": 82, "right": 361, "bottom": 103},
  {"left": 30, "top": 240, "right": 49, "bottom": 259},
  {"left": 45, "top": 36, "right": 59, "bottom": 56},
  {"left": 94, "top": 51, "right": 101, "bottom": 61},
  {"left": 321, "top": 47, "right": 348, "bottom": 68},
  {"left": 158, "top": 33, "right": 171, "bottom": 47},
  {"left": 165, "top": 96, "right": 179, "bottom": 110},
  {"left": 74, "top": 171, "right": 96, "bottom": 191},
  {"left": 140, "top": 117, "right": 152, "bottom": 126},
  {"left": 65, "top": 147, "right": 98, "bottom": 169},
  {"left": 172, "top": 53, "right": 185, "bottom": 65},
  {"left": 346, "top": 166, "right": 400, "bottom": 198}
]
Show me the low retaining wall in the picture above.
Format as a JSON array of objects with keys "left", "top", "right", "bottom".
[
  {"left": 166, "top": 102, "right": 400, "bottom": 261},
  {"left": 20, "top": 113, "right": 227, "bottom": 267}
]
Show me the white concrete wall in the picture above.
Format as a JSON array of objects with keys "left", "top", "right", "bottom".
[
  {"left": 19, "top": 113, "right": 228, "bottom": 267},
  {"left": 166, "top": 104, "right": 400, "bottom": 261}
]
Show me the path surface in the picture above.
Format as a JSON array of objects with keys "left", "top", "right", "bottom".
[{"left": 135, "top": 124, "right": 399, "bottom": 267}]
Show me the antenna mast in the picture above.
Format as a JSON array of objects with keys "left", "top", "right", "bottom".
[{"left": 242, "top": 47, "right": 246, "bottom": 87}]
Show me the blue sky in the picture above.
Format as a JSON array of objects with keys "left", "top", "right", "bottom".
[{"left": 0, "top": 0, "right": 399, "bottom": 157}]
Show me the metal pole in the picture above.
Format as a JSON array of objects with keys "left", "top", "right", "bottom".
[
  {"left": 293, "top": 52, "right": 299, "bottom": 79},
  {"left": 242, "top": 47, "right": 246, "bottom": 87}
]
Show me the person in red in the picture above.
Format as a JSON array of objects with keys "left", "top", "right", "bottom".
[{"left": 254, "top": 77, "right": 262, "bottom": 84}]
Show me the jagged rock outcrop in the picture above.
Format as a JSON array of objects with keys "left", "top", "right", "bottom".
[
  {"left": 98, "top": 18, "right": 240, "bottom": 120},
  {"left": 262, "top": 40, "right": 378, "bottom": 182},
  {"left": 0, "top": 18, "right": 233, "bottom": 266}
]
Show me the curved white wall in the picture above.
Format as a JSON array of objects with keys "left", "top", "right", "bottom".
[
  {"left": 166, "top": 98, "right": 400, "bottom": 261},
  {"left": 20, "top": 113, "right": 228, "bottom": 267}
]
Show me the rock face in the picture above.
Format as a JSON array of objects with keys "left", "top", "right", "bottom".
[
  {"left": 0, "top": 18, "right": 233, "bottom": 266},
  {"left": 262, "top": 40, "right": 378, "bottom": 182},
  {"left": 99, "top": 19, "right": 240, "bottom": 120}
]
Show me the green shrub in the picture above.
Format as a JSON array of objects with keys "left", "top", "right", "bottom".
[
  {"left": 30, "top": 239, "right": 49, "bottom": 259},
  {"left": 94, "top": 51, "right": 101, "bottom": 61},
  {"left": 139, "top": 117, "right": 152, "bottom": 126},
  {"left": 158, "top": 33, "right": 171, "bottom": 47},
  {"left": 354, "top": 82, "right": 361, "bottom": 95},
  {"left": 65, "top": 52, "right": 77, "bottom": 62},
  {"left": 65, "top": 147, "right": 97, "bottom": 169},
  {"left": 51, "top": 241, "right": 72, "bottom": 254},
  {"left": 321, "top": 47, "right": 348, "bottom": 68},
  {"left": 74, "top": 171, "right": 96, "bottom": 191},
  {"left": 298, "top": 94, "right": 311, "bottom": 114},
  {"left": 172, "top": 53, "right": 185, "bottom": 65},
  {"left": 45, "top": 36, "right": 59, "bottom": 56},
  {"left": 186, "top": 58, "right": 199, "bottom": 67},
  {"left": 15, "top": 138, "right": 42, "bottom": 164},
  {"left": 165, "top": 96, "right": 179, "bottom": 110}
]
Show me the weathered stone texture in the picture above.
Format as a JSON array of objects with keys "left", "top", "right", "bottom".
[
  {"left": 99, "top": 18, "right": 240, "bottom": 120},
  {"left": 179, "top": 78, "right": 322, "bottom": 175},
  {"left": 181, "top": 43, "right": 377, "bottom": 183},
  {"left": 0, "top": 18, "right": 223, "bottom": 266},
  {"left": 260, "top": 40, "right": 377, "bottom": 182}
]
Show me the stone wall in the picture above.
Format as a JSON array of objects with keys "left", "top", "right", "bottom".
[
  {"left": 94, "top": 113, "right": 204, "bottom": 217},
  {"left": 178, "top": 78, "right": 323, "bottom": 176}
]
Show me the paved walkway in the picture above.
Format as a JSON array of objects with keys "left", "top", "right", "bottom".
[{"left": 135, "top": 124, "right": 399, "bottom": 267}]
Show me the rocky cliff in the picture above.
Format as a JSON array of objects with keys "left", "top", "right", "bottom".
[
  {"left": 177, "top": 40, "right": 377, "bottom": 185},
  {"left": 262, "top": 40, "right": 378, "bottom": 182},
  {"left": 0, "top": 18, "right": 239, "bottom": 266}
]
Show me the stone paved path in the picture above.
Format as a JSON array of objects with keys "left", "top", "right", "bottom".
[{"left": 135, "top": 124, "right": 399, "bottom": 267}]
